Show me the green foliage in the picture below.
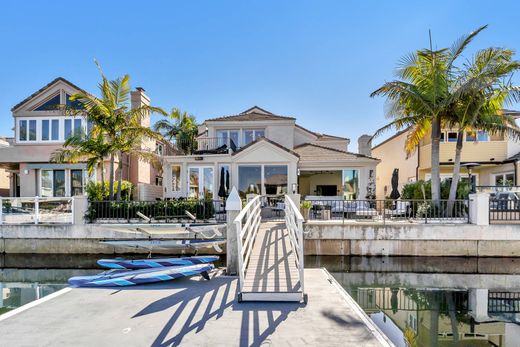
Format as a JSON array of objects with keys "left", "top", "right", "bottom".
[
  {"left": 86, "top": 198, "right": 215, "bottom": 223},
  {"left": 300, "top": 200, "right": 312, "bottom": 209},
  {"left": 401, "top": 179, "right": 471, "bottom": 200},
  {"left": 86, "top": 181, "right": 133, "bottom": 201}
]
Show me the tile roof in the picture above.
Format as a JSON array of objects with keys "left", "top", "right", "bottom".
[
  {"left": 205, "top": 106, "right": 296, "bottom": 122},
  {"left": 11, "top": 77, "right": 90, "bottom": 112},
  {"left": 293, "top": 143, "right": 379, "bottom": 162},
  {"left": 294, "top": 124, "right": 348, "bottom": 141},
  {"left": 231, "top": 137, "right": 299, "bottom": 158}
]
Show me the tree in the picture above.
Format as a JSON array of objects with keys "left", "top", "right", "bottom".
[
  {"left": 372, "top": 26, "right": 487, "bottom": 204},
  {"left": 444, "top": 47, "right": 520, "bottom": 206},
  {"left": 59, "top": 61, "right": 166, "bottom": 200},
  {"left": 154, "top": 108, "right": 198, "bottom": 154}
]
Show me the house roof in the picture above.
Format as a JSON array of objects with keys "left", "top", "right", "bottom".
[
  {"left": 205, "top": 106, "right": 296, "bottom": 122},
  {"left": 507, "top": 152, "right": 520, "bottom": 162},
  {"left": 11, "top": 77, "right": 90, "bottom": 112},
  {"left": 231, "top": 137, "right": 300, "bottom": 158},
  {"left": 294, "top": 143, "right": 379, "bottom": 162},
  {"left": 294, "top": 124, "right": 349, "bottom": 141}
]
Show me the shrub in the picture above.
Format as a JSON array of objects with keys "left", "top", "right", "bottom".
[
  {"left": 86, "top": 181, "right": 133, "bottom": 201},
  {"left": 300, "top": 200, "right": 312, "bottom": 209},
  {"left": 401, "top": 179, "right": 471, "bottom": 200}
]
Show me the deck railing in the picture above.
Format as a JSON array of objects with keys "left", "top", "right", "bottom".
[
  {"left": 0, "top": 196, "right": 74, "bottom": 225},
  {"left": 234, "top": 195, "right": 262, "bottom": 293},
  {"left": 284, "top": 195, "right": 305, "bottom": 296},
  {"left": 302, "top": 199, "right": 469, "bottom": 223}
]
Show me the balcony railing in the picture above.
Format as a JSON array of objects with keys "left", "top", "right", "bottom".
[{"left": 172, "top": 137, "right": 237, "bottom": 155}]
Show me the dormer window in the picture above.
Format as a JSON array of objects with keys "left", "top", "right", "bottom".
[{"left": 34, "top": 94, "right": 61, "bottom": 111}]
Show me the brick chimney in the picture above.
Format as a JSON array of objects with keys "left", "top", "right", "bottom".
[{"left": 358, "top": 135, "right": 372, "bottom": 157}]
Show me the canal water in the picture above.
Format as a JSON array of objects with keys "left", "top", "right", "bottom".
[{"left": 2, "top": 254, "right": 520, "bottom": 346}]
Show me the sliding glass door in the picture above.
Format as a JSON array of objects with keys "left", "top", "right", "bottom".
[{"left": 188, "top": 167, "right": 214, "bottom": 199}]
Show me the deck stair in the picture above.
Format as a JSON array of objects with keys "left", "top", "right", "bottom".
[{"left": 235, "top": 195, "right": 306, "bottom": 302}]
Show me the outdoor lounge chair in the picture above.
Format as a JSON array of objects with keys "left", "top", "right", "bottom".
[
  {"left": 355, "top": 201, "right": 379, "bottom": 218},
  {"left": 384, "top": 200, "right": 410, "bottom": 218}
]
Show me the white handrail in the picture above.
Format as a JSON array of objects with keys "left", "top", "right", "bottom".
[
  {"left": 284, "top": 195, "right": 305, "bottom": 295},
  {"left": 0, "top": 196, "right": 74, "bottom": 225},
  {"left": 234, "top": 195, "right": 262, "bottom": 292}
]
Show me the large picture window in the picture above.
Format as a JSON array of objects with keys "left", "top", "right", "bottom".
[
  {"left": 342, "top": 169, "right": 359, "bottom": 200},
  {"left": 264, "top": 165, "right": 288, "bottom": 195},
  {"left": 238, "top": 166, "right": 262, "bottom": 198}
]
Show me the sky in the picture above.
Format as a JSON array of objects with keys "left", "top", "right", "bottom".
[{"left": 1, "top": 1, "right": 519, "bottom": 151}]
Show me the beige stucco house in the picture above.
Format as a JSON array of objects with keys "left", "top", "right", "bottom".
[
  {"left": 162, "top": 106, "right": 379, "bottom": 201},
  {"left": 373, "top": 111, "right": 520, "bottom": 199},
  {"left": 0, "top": 77, "right": 162, "bottom": 200}
]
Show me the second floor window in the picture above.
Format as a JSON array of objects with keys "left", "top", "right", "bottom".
[
  {"left": 19, "top": 119, "right": 37, "bottom": 141},
  {"left": 64, "top": 118, "right": 83, "bottom": 139},
  {"left": 243, "top": 129, "right": 265, "bottom": 146},
  {"left": 42, "top": 119, "right": 60, "bottom": 141}
]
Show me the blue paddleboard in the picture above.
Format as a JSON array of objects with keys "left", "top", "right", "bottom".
[
  {"left": 97, "top": 256, "right": 219, "bottom": 269},
  {"left": 68, "top": 263, "right": 214, "bottom": 287}
]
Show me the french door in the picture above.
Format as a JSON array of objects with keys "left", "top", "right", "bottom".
[{"left": 188, "top": 167, "right": 214, "bottom": 199}]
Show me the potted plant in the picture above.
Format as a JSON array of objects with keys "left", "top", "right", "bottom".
[{"left": 300, "top": 200, "right": 312, "bottom": 221}]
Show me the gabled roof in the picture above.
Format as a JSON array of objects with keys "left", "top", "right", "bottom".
[
  {"left": 205, "top": 106, "right": 296, "bottom": 122},
  {"left": 11, "top": 77, "right": 89, "bottom": 112},
  {"left": 231, "top": 137, "right": 299, "bottom": 158},
  {"left": 294, "top": 143, "right": 379, "bottom": 162},
  {"left": 295, "top": 124, "right": 349, "bottom": 141}
]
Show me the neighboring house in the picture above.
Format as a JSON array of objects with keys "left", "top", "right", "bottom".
[
  {"left": 372, "top": 110, "right": 520, "bottom": 200},
  {"left": 162, "top": 106, "right": 379, "bottom": 201},
  {"left": 0, "top": 77, "right": 162, "bottom": 200}
]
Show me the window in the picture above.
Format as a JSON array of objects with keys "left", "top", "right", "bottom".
[
  {"left": 494, "top": 173, "right": 515, "bottom": 187},
  {"left": 189, "top": 167, "right": 213, "bottom": 198},
  {"left": 64, "top": 118, "right": 82, "bottom": 139},
  {"left": 447, "top": 132, "right": 458, "bottom": 142},
  {"left": 243, "top": 129, "right": 265, "bottom": 146},
  {"left": 41, "top": 119, "right": 60, "bottom": 141},
  {"left": 466, "top": 131, "right": 477, "bottom": 142},
  {"left": 155, "top": 143, "right": 164, "bottom": 156},
  {"left": 19, "top": 120, "right": 27, "bottom": 141},
  {"left": 264, "top": 165, "right": 288, "bottom": 195},
  {"left": 216, "top": 130, "right": 229, "bottom": 147},
  {"left": 440, "top": 132, "right": 445, "bottom": 142},
  {"left": 171, "top": 165, "right": 181, "bottom": 192},
  {"left": 64, "top": 119, "right": 72, "bottom": 139},
  {"left": 34, "top": 94, "right": 60, "bottom": 111},
  {"left": 71, "top": 170, "right": 85, "bottom": 196},
  {"left": 42, "top": 120, "right": 50, "bottom": 141},
  {"left": 477, "top": 131, "right": 489, "bottom": 141},
  {"left": 41, "top": 170, "right": 66, "bottom": 197},
  {"left": 216, "top": 130, "right": 240, "bottom": 148},
  {"left": 51, "top": 119, "right": 59, "bottom": 140},
  {"left": 155, "top": 176, "right": 163, "bottom": 186},
  {"left": 65, "top": 93, "right": 83, "bottom": 109},
  {"left": 342, "top": 169, "right": 359, "bottom": 200},
  {"left": 29, "top": 120, "right": 36, "bottom": 141},
  {"left": 238, "top": 166, "right": 262, "bottom": 198}
]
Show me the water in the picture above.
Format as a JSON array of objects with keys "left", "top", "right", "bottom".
[
  {"left": 306, "top": 256, "right": 520, "bottom": 347},
  {"left": 2, "top": 254, "right": 520, "bottom": 346}
]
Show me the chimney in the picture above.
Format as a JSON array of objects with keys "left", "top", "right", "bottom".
[
  {"left": 131, "top": 87, "right": 151, "bottom": 127},
  {"left": 358, "top": 135, "right": 372, "bottom": 157}
]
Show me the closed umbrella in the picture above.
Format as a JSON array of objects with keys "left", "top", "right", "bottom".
[
  {"left": 226, "top": 170, "right": 230, "bottom": 194},
  {"left": 218, "top": 167, "right": 226, "bottom": 198},
  {"left": 390, "top": 168, "right": 400, "bottom": 200}
]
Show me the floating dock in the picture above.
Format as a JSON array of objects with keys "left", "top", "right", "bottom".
[{"left": 0, "top": 268, "right": 391, "bottom": 346}]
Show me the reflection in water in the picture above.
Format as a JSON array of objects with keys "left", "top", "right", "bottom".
[
  {"left": 307, "top": 256, "right": 520, "bottom": 347},
  {"left": 0, "top": 283, "right": 67, "bottom": 315}
]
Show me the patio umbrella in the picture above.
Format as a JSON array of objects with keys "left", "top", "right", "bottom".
[
  {"left": 226, "top": 170, "right": 230, "bottom": 194},
  {"left": 390, "top": 168, "right": 400, "bottom": 200},
  {"left": 218, "top": 167, "right": 226, "bottom": 198}
]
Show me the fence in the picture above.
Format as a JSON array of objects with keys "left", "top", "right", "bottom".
[
  {"left": 175, "top": 137, "right": 237, "bottom": 155},
  {"left": 489, "top": 193, "right": 520, "bottom": 223},
  {"left": 0, "top": 196, "right": 74, "bottom": 225},
  {"left": 87, "top": 199, "right": 226, "bottom": 223},
  {"left": 284, "top": 195, "right": 305, "bottom": 297},
  {"left": 488, "top": 291, "right": 520, "bottom": 313},
  {"left": 301, "top": 199, "right": 469, "bottom": 223},
  {"left": 476, "top": 185, "right": 520, "bottom": 193}
]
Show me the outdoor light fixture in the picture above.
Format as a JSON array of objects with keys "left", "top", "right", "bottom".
[
  {"left": 292, "top": 183, "right": 297, "bottom": 194},
  {"left": 23, "top": 169, "right": 29, "bottom": 175},
  {"left": 462, "top": 162, "right": 480, "bottom": 193}
]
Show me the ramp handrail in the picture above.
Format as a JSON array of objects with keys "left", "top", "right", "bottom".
[
  {"left": 284, "top": 195, "right": 305, "bottom": 295},
  {"left": 234, "top": 195, "right": 262, "bottom": 292}
]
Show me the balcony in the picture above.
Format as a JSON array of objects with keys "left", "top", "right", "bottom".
[
  {"left": 166, "top": 137, "right": 238, "bottom": 156},
  {"left": 419, "top": 141, "right": 508, "bottom": 169}
]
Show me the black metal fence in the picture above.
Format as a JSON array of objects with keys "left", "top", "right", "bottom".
[
  {"left": 87, "top": 199, "right": 226, "bottom": 223},
  {"left": 489, "top": 193, "right": 520, "bottom": 223},
  {"left": 301, "top": 199, "right": 469, "bottom": 223},
  {"left": 488, "top": 291, "right": 520, "bottom": 313}
]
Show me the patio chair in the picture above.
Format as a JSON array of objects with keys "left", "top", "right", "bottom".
[
  {"left": 355, "top": 201, "right": 379, "bottom": 219},
  {"left": 384, "top": 201, "right": 410, "bottom": 218}
]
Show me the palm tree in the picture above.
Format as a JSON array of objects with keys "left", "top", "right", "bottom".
[
  {"left": 372, "top": 26, "right": 487, "bottom": 204},
  {"left": 50, "top": 132, "right": 112, "bottom": 197},
  {"left": 445, "top": 47, "right": 520, "bottom": 205},
  {"left": 66, "top": 61, "right": 166, "bottom": 200},
  {"left": 154, "top": 108, "right": 198, "bottom": 154}
]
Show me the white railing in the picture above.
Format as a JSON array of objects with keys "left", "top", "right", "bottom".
[
  {"left": 284, "top": 195, "right": 305, "bottom": 295},
  {"left": 0, "top": 196, "right": 74, "bottom": 225},
  {"left": 234, "top": 195, "right": 262, "bottom": 292}
]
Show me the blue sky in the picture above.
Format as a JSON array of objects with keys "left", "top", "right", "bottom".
[{"left": 1, "top": 1, "right": 519, "bottom": 150}]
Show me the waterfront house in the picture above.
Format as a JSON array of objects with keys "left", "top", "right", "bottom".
[
  {"left": 0, "top": 78, "right": 163, "bottom": 200},
  {"left": 372, "top": 110, "right": 520, "bottom": 200},
  {"left": 161, "top": 106, "right": 379, "bottom": 201}
]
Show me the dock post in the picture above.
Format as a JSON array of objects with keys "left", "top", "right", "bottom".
[{"left": 226, "top": 187, "right": 242, "bottom": 275}]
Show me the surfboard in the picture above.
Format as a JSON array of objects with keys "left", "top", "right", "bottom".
[
  {"left": 97, "top": 256, "right": 220, "bottom": 269},
  {"left": 100, "top": 238, "right": 225, "bottom": 252},
  {"left": 68, "top": 263, "right": 214, "bottom": 287}
]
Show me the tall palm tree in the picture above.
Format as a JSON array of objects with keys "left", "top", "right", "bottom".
[
  {"left": 66, "top": 61, "right": 166, "bottom": 200},
  {"left": 372, "top": 26, "right": 487, "bottom": 204},
  {"left": 445, "top": 47, "right": 520, "bottom": 205},
  {"left": 154, "top": 108, "right": 198, "bottom": 154}
]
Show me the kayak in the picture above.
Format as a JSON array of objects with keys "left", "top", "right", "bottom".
[
  {"left": 97, "top": 256, "right": 220, "bottom": 269},
  {"left": 100, "top": 238, "right": 225, "bottom": 252},
  {"left": 68, "top": 263, "right": 214, "bottom": 287}
]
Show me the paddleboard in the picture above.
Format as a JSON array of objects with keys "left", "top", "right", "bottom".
[
  {"left": 68, "top": 263, "right": 214, "bottom": 287},
  {"left": 100, "top": 238, "right": 225, "bottom": 252},
  {"left": 97, "top": 256, "right": 220, "bottom": 269}
]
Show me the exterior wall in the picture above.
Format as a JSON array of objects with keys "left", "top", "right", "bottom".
[
  {"left": 294, "top": 127, "right": 317, "bottom": 147},
  {"left": 18, "top": 163, "right": 37, "bottom": 196},
  {"left": 0, "top": 168, "right": 10, "bottom": 196},
  {"left": 372, "top": 131, "right": 418, "bottom": 200}
]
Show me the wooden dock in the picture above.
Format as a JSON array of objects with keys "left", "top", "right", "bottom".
[{"left": 0, "top": 269, "right": 391, "bottom": 346}]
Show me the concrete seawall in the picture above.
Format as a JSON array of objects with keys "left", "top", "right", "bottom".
[{"left": 304, "top": 222, "right": 520, "bottom": 257}]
